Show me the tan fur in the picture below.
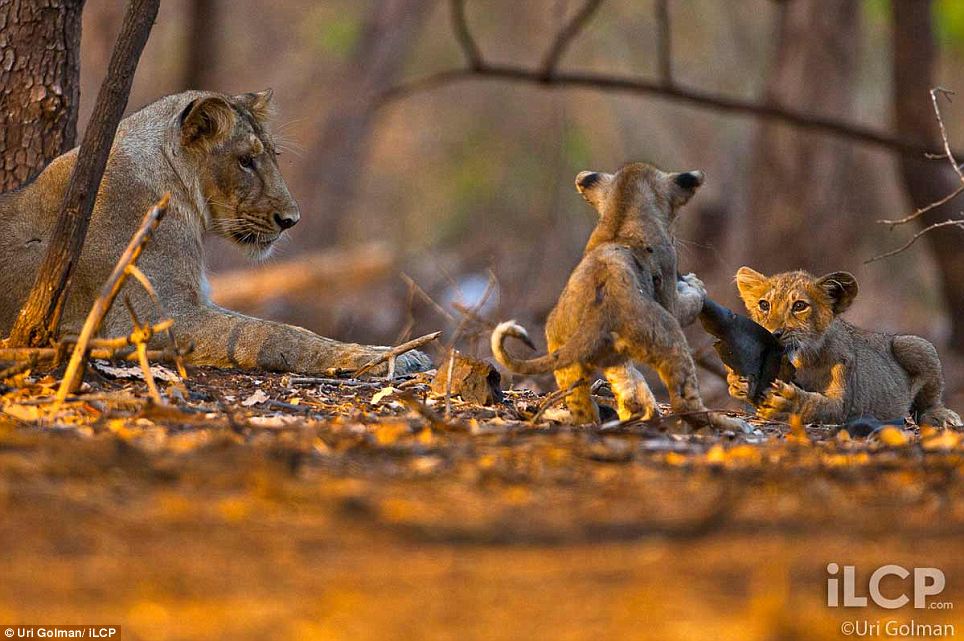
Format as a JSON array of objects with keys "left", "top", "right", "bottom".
[
  {"left": 0, "top": 90, "right": 429, "bottom": 374},
  {"left": 728, "top": 267, "right": 961, "bottom": 427},
  {"left": 492, "top": 162, "right": 746, "bottom": 431}
]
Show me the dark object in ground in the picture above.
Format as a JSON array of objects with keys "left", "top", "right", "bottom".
[
  {"left": 698, "top": 296, "right": 793, "bottom": 403},
  {"left": 837, "top": 415, "right": 906, "bottom": 438},
  {"left": 431, "top": 350, "right": 503, "bottom": 405}
]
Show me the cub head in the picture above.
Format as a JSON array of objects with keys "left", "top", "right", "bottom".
[
  {"left": 735, "top": 267, "right": 858, "bottom": 360},
  {"left": 179, "top": 89, "right": 299, "bottom": 257},
  {"left": 575, "top": 162, "right": 704, "bottom": 225}
]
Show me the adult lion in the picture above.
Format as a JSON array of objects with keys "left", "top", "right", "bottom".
[{"left": 0, "top": 90, "right": 430, "bottom": 374}]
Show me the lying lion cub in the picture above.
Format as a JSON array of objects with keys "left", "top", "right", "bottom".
[
  {"left": 728, "top": 267, "right": 962, "bottom": 427},
  {"left": 492, "top": 162, "right": 745, "bottom": 431}
]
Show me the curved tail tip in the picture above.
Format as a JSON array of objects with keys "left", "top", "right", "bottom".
[{"left": 493, "top": 320, "right": 536, "bottom": 350}]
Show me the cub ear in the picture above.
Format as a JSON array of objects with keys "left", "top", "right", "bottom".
[
  {"left": 817, "top": 271, "right": 858, "bottom": 315},
  {"left": 574, "top": 170, "right": 614, "bottom": 213},
  {"left": 735, "top": 266, "right": 767, "bottom": 301},
  {"left": 670, "top": 170, "right": 705, "bottom": 207},
  {"left": 235, "top": 88, "right": 274, "bottom": 122},
  {"left": 180, "top": 96, "right": 236, "bottom": 150}
]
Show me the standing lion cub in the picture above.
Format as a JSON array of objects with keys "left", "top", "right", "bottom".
[
  {"left": 492, "top": 162, "right": 745, "bottom": 431},
  {"left": 728, "top": 267, "right": 961, "bottom": 427}
]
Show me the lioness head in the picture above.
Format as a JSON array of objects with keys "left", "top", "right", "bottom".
[
  {"left": 179, "top": 89, "right": 299, "bottom": 256},
  {"left": 735, "top": 267, "right": 858, "bottom": 359},
  {"left": 575, "top": 162, "right": 704, "bottom": 222}
]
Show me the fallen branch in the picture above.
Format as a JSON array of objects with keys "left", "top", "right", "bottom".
[
  {"left": 352, "top": 330, "right": 442, "bottom": 378},
  {"left": 57, "top": 195, "right": 171, "bottom": 402}
]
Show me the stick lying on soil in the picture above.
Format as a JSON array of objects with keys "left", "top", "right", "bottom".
[
  {"left": 352, "top": 331, "right": 442, "bottom": 378},
  {"left": 57, "top": 195, "right": 171, "bottom": 402}
]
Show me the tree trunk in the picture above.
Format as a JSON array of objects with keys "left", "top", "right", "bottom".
[
  {"left": 740, "top": 0, "right": 861, "bottom": 272},
  {"left": 0, "top": 0, "right": 85, "bottom": 192},
  {"left": 892, "top": 0, "right": 964, "bottom": 352},
  {"left": 6, "top": 0, "right": 160, "bottom": 347},
  {"left": 183, "top": 0, "right": 219, "bottom": 90},
  {"left": 300, "top": 0, "right": 433, "bottom": 245}
]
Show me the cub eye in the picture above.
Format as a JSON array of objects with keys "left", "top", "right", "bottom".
[
  {"left": 758, "top": 300, "right": 770, "bottom": 312},
  {"left": 239, "top": 155, "right": 254, "bottom": 169},
  {"left": 791, "top": 300, "right": 809, "bottom": 313}
]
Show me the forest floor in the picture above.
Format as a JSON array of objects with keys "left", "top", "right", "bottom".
[{"left": 0, "top": 365, "right": 962, "bottom": 641}]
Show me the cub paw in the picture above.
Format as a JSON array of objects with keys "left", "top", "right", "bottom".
[
  {"left": 918, "top": 407, "right": 963, "bottom": 429},
  {"left": 725, "top": 366, "right": 750, "bottom": 401},
  {"left": 677, "top": 272, "right": 707, "bottom": 299},
  {"left": 757, "top": 379, "right": 798, "bottom": 420}
]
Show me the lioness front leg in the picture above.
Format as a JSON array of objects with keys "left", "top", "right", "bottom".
[{"left": 174, "top": 305, "right": 430, "bottom": 375}]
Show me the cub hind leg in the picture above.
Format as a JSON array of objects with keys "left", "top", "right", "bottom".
[
  {"left": 892, "top": 335, "right": 962, "bottom": 428},
  {"left": 603, "top": 363, "right": 659, "bottom": 421},
  {"left": 621, "top": 300, "right": 747, "bottom": 432},
  {"left": 554, "top": 363, "right": 600, "bottom": 425}
]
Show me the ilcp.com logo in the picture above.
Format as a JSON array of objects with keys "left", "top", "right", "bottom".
[{"left": 827, "top": 563, "right": 953, "bottom": 609}]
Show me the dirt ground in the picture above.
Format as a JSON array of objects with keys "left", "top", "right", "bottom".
[{"left": 0, "top": 366, "right": 962, "bottom": 641}]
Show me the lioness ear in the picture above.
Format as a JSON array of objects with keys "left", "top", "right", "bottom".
[
  {"left": 180, "top": 96, "right": 236, "bottom": 149},
  {"left": 735, "top": 266, "right": 767, "bottom": 301},
  {"left": 817, "top": 271, "right": 858, "bottom": 315},
  {"left": 574, "top": 170, "right": 613, "bottom": 213},
  {"left": 669, "top": 170, "right": 705, "bottom": 207},
  {"left": 235, "top": 88, "right": 274, "bottom": 122}
]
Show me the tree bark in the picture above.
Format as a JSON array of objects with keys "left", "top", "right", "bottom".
[
  {"left": 892, "top": 0, "right": 964, "bottom": 352},
  {"left": 0, "top": 0, "right": 85, "bottom": 192},
  {"left": 300, "top": 0, "right": 433, "bottom": 245},
  {"left": 182, "top": 0, "right": 218, "bottom": 90},
  {"left": 740, "top": 0, "right": 861, "bottom": 273},
  {"left": 6, "top": 0, "right": 160, "bottom": 347}
]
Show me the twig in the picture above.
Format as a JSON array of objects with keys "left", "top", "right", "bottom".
[
  {"left": 877, "top": 184, "right": 964, "bottom": 227},
  {"left": 530, "top": 379, "right": 584, "bottom": 424},
  {"left": 540, "top": 0, "right": 605, "bottom": 77},
  {"left": 352, "top": 331, "right": 442, "bottom": 378},
  {"left": 866, "top": 219, "right": 964, "bottom": 264},
  {"left": 655, "top": 0, "right": 672, "bottom": 86},
  {"left": 450, "top": 0, "right": 482, "bottom": 70},
  {"left": 56, "top": 195, "right": 170, "bottom": 402},
  {"left": 870, "top": 87, "right": 964, "bottom": 261}
]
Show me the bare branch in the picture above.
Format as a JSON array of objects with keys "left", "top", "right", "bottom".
[
  {"left": 877, "top": 183, "right": 964, "bottom": 227},
  {"left": 655, "top": 0, "right": 672, "bottom": 86},
  {"left": 380, "top": 64, "right": 950, "bottom": 158},
  {"left": 931, "top": 87, "right": 964, "bottom": 182},
  {"left": 450, "top": 0, "right": 483, "bottom": 70},
  {"left": 540, "top": 0, "right": 605, "bottom": 77},
  {"left": 866, "top": 219, "right": 964, "bottom": 264}
]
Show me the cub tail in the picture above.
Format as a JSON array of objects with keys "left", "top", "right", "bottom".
[{"left": 490, "top": 320, "right": 579, "bottom": 375}]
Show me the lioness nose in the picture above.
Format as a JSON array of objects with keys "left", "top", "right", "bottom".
[{"left": 274, "top": 211, "right": 299, "bottom": 230}]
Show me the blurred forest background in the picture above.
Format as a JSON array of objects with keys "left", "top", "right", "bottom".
[{"left": 72, "top": 0, "right": 964, "bottom": 404}]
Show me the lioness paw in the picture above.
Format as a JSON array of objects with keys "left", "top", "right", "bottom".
[{"left": 396, "top": 349, "right": 433, "bottom": 374}]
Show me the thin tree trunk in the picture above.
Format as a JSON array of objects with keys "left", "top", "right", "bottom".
[
  {"left": 0, "top": 0, "right": 85, "bottom": 191},
  {"left": 300, "top": 0, "right": 433, "bottom": 245},
  {"left": 892, "top": 0, "right": 964, "bottom": 352},
  {"left": 183, "top": 0, "right": 218, "bottom": 89},
  {"left": 7, "top": 0, "right": 160, "bottom": 347},
  {"left": 740, "top": 0, "right": 861, "bottom": 272}
]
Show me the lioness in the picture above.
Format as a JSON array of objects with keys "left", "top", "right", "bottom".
[
  {"left": 728, "top": 267, "right": 962, "bottom": 427},
  {"left": 0, "top": 90, "right": 429, "bottom": 374},
  {"left": 492, "top": 162, "right": 746, "bottom": 431}
]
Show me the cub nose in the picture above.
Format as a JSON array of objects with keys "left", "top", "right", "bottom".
[
  {"left": 273, "top": 211, "right": 299, "bottom": 230},
  {"left": 772, "top": 329, "right": 785, "bottom": 339}
]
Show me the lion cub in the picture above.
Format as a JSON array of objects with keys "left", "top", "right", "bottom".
[
  {"left": 728, "top": 267, "right": 962, "bottom": 427},
  {"left": 492, "top": 162, "right": 745, "bottom": 431}
]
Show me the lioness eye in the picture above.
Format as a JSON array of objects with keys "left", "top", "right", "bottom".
[
  {"left": 758, "top": 300, "right": 770, "bottom": 312},
  {"left": 239, "top": 155, "right": 254, "bottom": 169},
  {"left": 792, "top": 300, "right": 809, "bottom": 313}
]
